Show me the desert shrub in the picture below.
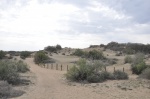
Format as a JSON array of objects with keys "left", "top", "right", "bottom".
[
  {"left": 0, "top": 50, "right": 5, "bottom": 59},
  {"left": 73, "top": 49, "right": 85, "bottom": 57},
  {"left": 65, "top": 66, "right": 80, "bottom": 81},
  {"left": 20, "top": 51, "right": 31, "bottom": 59},
  {"left": 124, "top": 55, "right": 132, "bottom": 64},
  {"left": 66, "top": 59, "right": 129, "bottom": 83},
  {"left": 113, "top": 70, "right": 128, "bottom": 80},
  {"left": 0, "top": 81, "right": 12, "bottom": 98},
  {"left": 66, "top": 59, "right": 108, "bottom": 83},
  {"left": 87, "top": 73, "right": 102, "bottom": 83},
  {"left": 16, "top": 60, "right": 29, "bottom": 73},
  {"left": 0, "top": 60, "right": 19, "bottom": 84},
  {"left": 34, "top": 51, "right": 49, "bottom": 64},
  {"left": 88, "top": 50, "right": 105, "bottom": 60},
  {"left": 87, "top": 71, "right": 113, "bottom": 83},
  {"left": 0, "top": 81, "right": 24, "bottom": 98},
  {"left": 0, "top": 60, "right": 29, "bottom": 84},
  {"left": 140, "top": 67, "right": 150, "bottom": 80},
  {"left": 131, "top": 53, "right": 147, "bottom": 74}
]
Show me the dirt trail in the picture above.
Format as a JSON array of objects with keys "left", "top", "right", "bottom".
[{"left": 15, "top": 58, "right": 105, "bottom": 99}]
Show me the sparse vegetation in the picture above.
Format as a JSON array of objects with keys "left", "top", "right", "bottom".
[
  {"left": 34, "top": 51, "right": 49, "bottom": 64},
  {"left": 103, "top": 41, "right": 150, "bottom": 54}
]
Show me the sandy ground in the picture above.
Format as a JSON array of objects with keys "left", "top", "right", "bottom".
[{"left": 12, "top": 52, "right": 150, "bottom": 99}]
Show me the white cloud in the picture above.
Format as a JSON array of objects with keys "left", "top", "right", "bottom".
[{"left": 0, "top": 0, "right": 150, "bottom": 50}]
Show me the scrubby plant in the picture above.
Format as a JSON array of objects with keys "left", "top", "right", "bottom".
[
  {"left": 34, "top": 51, "right": 49, "bottom": 64},
  {"left": 0, "top": 81, "right": 24, "bottom": 98},
  {"left": 0, "top": 60, "right": 29, "bottom": 84},
  {"left": 0, "top": 60, "right": 19, "bottom": 84},
  {"left": 0, "top": 50, "right": 5, "bottom": 59},
  {"left": 73, "top": 49, "right": 85, "bottom": 57},
  {"left": 140, "top": 67, "right": 150, "bottom": 80},
  {"left": 16, "top": 60, "right": 29, "bottom": 73},
  {"left": 131, "top": 53, "right": 147, "bottom": 75},
  {"left": 113, "top": 70, "right": 128, "bottom": 80},
  {"left": 88, "top": 50, "right": 105, "bottom": 60},
  {"left": 66, "top": 59, "right": 128, "bottom": 83},
  {"left": 66, "top": 59, "right": 105, "bottom": 82},
  {"left": 124, "top": 55, "right": 133, "bottom": 64},
  {"left": 20, "top": 51, "right": 31, "bottom": 59}
]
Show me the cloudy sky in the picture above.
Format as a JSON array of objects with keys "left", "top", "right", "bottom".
[{"left": 0, "top": 0, "right": 150, "bottom": 51}]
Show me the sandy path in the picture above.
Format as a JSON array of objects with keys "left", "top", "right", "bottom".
[{"left": 15, "top": 58, "right": 105, "bottom": 99}]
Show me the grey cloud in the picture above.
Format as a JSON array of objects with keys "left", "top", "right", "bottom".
[{"left": 100, "top": 0, "right": 150, "bottom": 23}]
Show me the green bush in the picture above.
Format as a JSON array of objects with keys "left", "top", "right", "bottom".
[
  {"left": 0, "top": 60, "right": 19, "bottom": 84},
  {"left": 0, "top": 50, "right": 5, "bottom": 59},
  {"left": 73, "top": 49, "right": 85, "bottom": 57},
  {"left": 34, "top": 51, "right": 49, "bottom": 64},
  {"left": 65, "top": 66, "right": 80, "bottom": 81},
  {"left": 20, "top": 51, "right": 31, "bottom": 59},
  {"left": 140, "top": 67, "right": 150, "bottom": 80},
  {"left": 131, "top": 53, "right": 147, "bottom": 75},
  {"left": 66, "top": 59, "right": 105, "bottom": 82},
  {"left": 66, "top": 59, "right": 128, "bottom": 83},
  {"left": 0, "top": 60, "right": 29, "bottom": 84},
  {"left": 16, "top": 60, "right": 29, "bottom": 73},
  {"left": 124, "top": 55, "right": 132, "bottom": 64},
  {"left": 113, "top": 70, "right": 128, "bottom": 80},
  {"left": 88, "top": 50, "right": 105, "bottom": 60}
]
